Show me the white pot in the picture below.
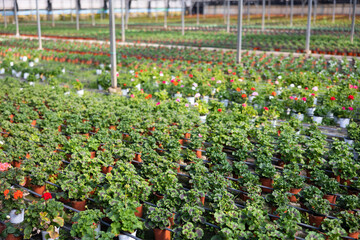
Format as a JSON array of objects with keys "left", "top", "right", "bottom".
[
  {"left": 307, "top": 107, "right": 316, "bottom": 117},
  {"left": 174, "top": 93, "right": 182, "bottom": 98},
  {"left": 98, "top": 85, "right": 103, "bottom": 91},
  {"left": 187, "top": 97, "right": 195, "bottom": 105},
  {"left": 122, "top": 89, "right": 128, "bottom": 96},
  {"left": 270, "top": 120, "right": 277, "bottom": 127},
  {"left": 34, "top": 58, "right": 39, "bottom": 63},
  {"left": 312, "top": 116, "right": 323, "bottom": 124},
  {"left": 64, "top": 91, "right": 70, "bottom": 95},
  {"left": 100, "top": 64, "right": 105, "bottom": 69},
  {"left": 118, "top": 231, "right": 137, "bottom": 240},
  {"left": 199, "top": 115, "right": 207, "bottom": 123},
  {"left": 344, "top": 138, "right": 354, "bottom": 146},
  {"left": 313, "top": 97, "right": 318, "bottom": 106},
  {"left": 0, "top": 68, "right": 4, "bottom": 74},
  {"left": 41, "top": 230, "right": 59, "bottom": 240},
  {"left": 77, "top": 89, "right": 84, "bottom": 96},
  {"left": 96, "top": 69, "right": 102, "bottom": 75},
  {"left": 296, "top": 130, "right": 301, "bottom": 135},
  {"left": 9, "top": 209, "right": 24, "bottom": 224},
  {"left": 16, "top": 72, "right": 22, "bottom": 78},
  {"left": 326, "top": 112, "right": 334, "bottom": 119},
  {"left": 29, "top": 62, "right": 34, "bottom": 67},
  {"left": 35, "top": 73, "right": 40, "bottom": 79},
  {"left": 24, "top": 73, "right": 29, "bottom": 79},
  {"left": 29, "top": 81, "right": 35, "bottom": 86},
  {"left": 248, "top": 96, "right": 255, "bottom": 103},
  {"left": 135, "top": 84, "right": 141, "bottom": 91},
  {"left": 10, "top": 61, "right": 14, "bottom": 66},
  {"left": 339, "top": 118, "right": 350, "bottom": 128},
  {"left": 61, "top": 68, "right": 66, "bottom": 74},
  {"left": 221, "top": 99, "right": 229, "bottom": 107},
  {"left": 292, "top": 113, "right": 304, "bottom": 121},
  {"left": 203, "top": 96, "right": 209, "bottom": 103},
  {"left": 11, "top": 69, "right": 16, "bottom": 76}
]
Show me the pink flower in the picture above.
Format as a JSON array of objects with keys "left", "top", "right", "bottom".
[
  {"left": 194, "top": 93, "right": 201, "bottom": 98},
  {"left": 116, "top": 73, "right": 119, "bottom": 77},
  {"left": 230, "top": 79, "right": 234, "bottom": 82},
  {"left": 131, "top": 78, "right": 134, "bottom": 82},
  {"left": 8, "top": 48, "right": 12, "bottom": 51},
  {"left": 198, "top": 134, "right": 202, "bottom": 138},
  {"left": 185, "top": 104, "right": 189, "bottom": 107},
  {"left": 312, "top": 86, "right": 318, "bottom": 92},
  {"left": 130, "top": 94, "right": 135, "bottom": 98},
  {"left": 228, "top": 69, "right": 232, "bottom": 73},
  {"left": 354, "top": 85, "right": 358, "bottom": 89},
  {"left": 171, "top": 79, "right": 175, "bottom": 83},
  {"left": 289, "top": 96, "right": 294, "bottom": 100},
  {"left": 0, "top": 163, "right": 11, "bottom": 172},
  {"left": 263, "top": 107, "right": 269, "bottom": 111},
  {"left": 211, "top": 77, "right": 215, "bottom": 81},
  {"left": 350, "top": 84, "right": 354, "bottom": 89},
  {"left": 216, "top": 80, "right": 222, "bottom": 84},
  {"left": 180, "top": 85, "right": 184, "bottom": 88},
  {"left": 342, "top": 106, "right": 346, "bottom": 110},
  {"left": 275, "top": 81, "right": 279, "bottom": 85},
  {"left": 252, "top": 92, "right": 258, "bottom": 96},
  {"left": 156, "top": 102, "right": 161, "bottom": 106},
  {"left": 242, "top": 103, "right": 247, "bottom": 107},
  {"left": 302, "top": 97, "right": 307, "bottom": 101},
  {"left": 349, "top": 107, "right": 354, "bottom": 111},
  {"left": 311, "top": 93, "right": 315, "bottom": 96},
  {"left": 176, "top": 98, "right": 180, "bottom": 102},
  {"left": 162, "top": 81, "right": 167, "bottom": 84}
]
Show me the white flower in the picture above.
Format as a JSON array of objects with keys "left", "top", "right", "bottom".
[
  {"left": 6, "top": 215, "right": 10, "bottom": 219},
  {"left": 297, "top": 85, "right": 302, "bottom": 89},
  {"left": 191, "top": 87, "right": 196, "bottom": 90},
  {"left": 152, "top": 76, "right": 156, "bottom": 79},
  {"left": 278, "top": 76, "right": 282, "bottom": 79},
  {"left": 192, "top": 83, "right": 198, "bottom": 87},
  {"left": 238, "top": 79, "right": 243, "bottom": 82},
  {"left": 194, "top": 102, "right": 199, "bottom": 106},
  {"left": 289, "top": 84, "right": 295, "bottom": 88},
  {"left": 279, "top": 87, "right": 283, "bottom": 90},
  {"left": 275, "top": 81, "right": 279, "bottom": 85},
  {"left": 129, "top": 70, "right": 134, "bottom": 73},
  {"left": 269, "top": 96, "right": 274, "bottom": 100},
  {"left": 216, "top": 80, "right": 222, "bottom": 84},
  {"left": 194, "top": 93, "right": 201, "bottom": 98},
  {"left": 160, "top": 73, "right": 164, "bottom": 77},
  {"left": 0, "top": 141, "right": 3, "bottom": 145},
  {"left": 312, "top": 86, "right": 318, "bottom": 92},
  {"left": 131, "top": 78, "right": 134, "bottom": 82}
]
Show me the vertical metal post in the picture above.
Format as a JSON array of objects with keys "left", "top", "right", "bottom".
[
  {"left": 247, "top": 0, "right": 250, "bottom": 23},
  {"left": 268, "top": 0, "right": 270, "bottom": 20},
  {"left": 224, "top": 0, "right": 227, "bottom": 24},
  {"left": 313, "top": 0, "right": 317, "bottom": 25},
  {"left": 181, "top": 0, "right": 185, "bottom": 35},
  {"left": 36, "top": 0, "right": 42, "bottom": 50},
  {"left": 3, "top": 0, "right": 6, "bottom": 28},
  {"left": 290, "top": 0, "right": 294, "bottom": 26},
  {"left": 109, "top": 0, "right": 117, "bottom": 88},
  {"left": 236, "top": 0, "right": 243, "bottom": 63},
  {"left": 52, "top": 2, "right": 55, "bottom": 27},
  {"left": 196, "top": 1, "right": 199, "bottom": 24},
  {"left": 91, "top": 0, "right": 95, "bottom": 26},
  {"left": 121, "top": 0, "right": 125, "bottom": 41},
  {"left": 203, "top": 0, "right": 206, "bottom": 19},
  {"left": 227, "top": 0, "right": 230, "bottom": 32},
  {"left": 261, "top": 0, "right": 265, "bottom": 31},
  {"left": 350, "top": 0, "right": 357, "bottom": 43},
  {"left": 332, "top": 0, "right": 336, "bottom": 23},
  {"left": 76, "top": 0, "right": 80, "bottom": 30},
  {"left": 164, "top": 0, "right": 168, "bottom": 28},
  {"left": 14, "top": 0, "right": 19, "bottom": 37},
  {"left": 125, "top": 0, "right": 130, "bottom": 29},
  {"left": 305, "top": 0, "right": 312, "bottom": 54},
  {"left": 301, "top": 0, "right": 305, "bottom": 17}
]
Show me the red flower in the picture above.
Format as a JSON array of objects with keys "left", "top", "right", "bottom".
[
  {"left": 330, "top": 97, "right": 336, "bottom": 101},
  {"left": 189, "top": 74, "right": 193, "bottom": 78},
  {"left": 123, "top": 83, "right": 126, "bottom": 87},
  {"left": 4, "top": 189, "right": 9, "bottom": 197},
  {"left": 42, "top": 192, "right": 52, "bottom": 201},
  {"left": 218, "top": 108, "right": 222, "bottom": 112},
  {"left": 305, "top": 87, "right": 308, "bottom": 90},
  {"left": 241, "top": 94, "right": 247, "bottom": 98},
  {"left": 263, "top": 107, "right": 269, "bottom": 111},
  {"left": 348, "top": 95, "right": 354, "bottom": 100},
  {"left": 13, "top": 190, "right": 23, "bottom": 200},
  {"left": 271, "top": 92, "right": 276, "bottom": 96},
  {"left": 251, "top": 87, "right": 256, "bottom": 91}
]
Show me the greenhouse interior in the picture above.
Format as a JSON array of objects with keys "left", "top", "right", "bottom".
[{"left": 0, "top": 0, "right": 360, "bottom": 239}]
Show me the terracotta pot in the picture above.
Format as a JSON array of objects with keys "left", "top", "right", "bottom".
[
  {"left": 348, "top": 232, "right": 359, "bottom": 239},
  {"left": 270, "top": 206, "right": 279, "bottom": 221},
  {"left": 194, "top": 149, "right": 202, "bottom": 159},
  {"left": 323, "top": 194, "right": 336, "bottom": 209},
  {"left": 90, "top": 151, "right": 96, "bottom": 159},
  {"left": 135, "top": 204, "right": 143, "bottom": 218},
  {"left": 31, "top": 120, "right": 37, "bottom": 126},
  {"left": 101, "top": 166, "right": 113, "bottom": 174},
  {"left": 179, "top": 139, "right": 184, "bottom": 145},
  {"left": 134, "top": 153, "right": 142, "bottom": 163},
  {"left": 169, "top": 213, "right": 175, "bottom": 226},
  {"left": 11, "top": 160, "right": 21, "bottom": 168},
  {"left": 288, "top": 188, "right": 302, "bottom": 202},
  {"left": 154, "top": 228, "right": 171, "bottom": 240},
  {"left": 260, "top": 177, "right": 274, "bottom": 193},
  {"left": 308, "top": 214, "right": 326, "bottom": 227},
  {"left": 71, "top": 200, "right": 86, "bottom": 211},
  {"left": 109, "top": 125, "right": 117, "bottom": 130},
  {"left": 31, "top": 185, "right": 46, "bottom": 196},
  {"left": 200, "top": 196, "right": 205, "bottom": 205},
  {"left": 5, "top": 234, "right": 23, "bottom": 240}
]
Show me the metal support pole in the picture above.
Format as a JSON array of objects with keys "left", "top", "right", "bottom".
[
  {"left": 164, "top": 0, "right": 167, "bottom": 28},
  {"left": 14, "top": 0, "right": 19, "bottom": 37},
  {"left": 196, "top": 1, "right": 199, "bottom": 24},
  {"left": 236, "top": 0, "right": 243, "bottom": 63},
  {"left": 227, "top": 0, "right": 230, "bottom": 32},
  {"left": 125, "top": 0, "right": 130, "bottom": 29},
  {"left": 203, "top": 0, "right": 206, "bottom": 19},
  {"left": 181, "top": 0, "right": 185, "bottom": 35},
  {"left": 290, "top": 0, "right": 294, "bottom": 26},
  {"left": 52, "top": 4, "right": 55, "bottom": 27},
  {"left": 350, "top": 0, "right": 357, "bottom": 43},
  {"left": 261, "top": 0, "right": 265, "bottom": 31},
  {"left": 91, "top": 0, "right": 95, "bottom": 26},
  {"left": 109, "top": 0, "right": 117, "bottom": 89},
  {"left": 332, "top": 0, "right": 336, "bottom": 23},
  {"left": 121, "top": 0, "right": 125, "bottom": 42},
  {"left": 313, "top": 0, "right": 317, "bottom": 25},
  {"left": 305, "top": 0, "right": 312, "bottom": 54},
  {"left": 224, "top": 0, "right": 227, "bottom": 24},
  {"left": 268, "top": 0, "right": 270, "bottom": 20},
  {"left": 76, "top": 0, "right": 80, "bottom": 30},
  {"left": 247, "top": 0, "right": 250, "bottom": 23},
  {"left": 36, "top": 0, "right": 42, "bottom": 50},
  {"left": 3, "top": 0, "right": 6, "bottom": 28},
  {"left": 301, "top": 0, "right": 305, "bottom": 17}
]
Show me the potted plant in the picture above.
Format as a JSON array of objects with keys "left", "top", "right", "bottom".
[
  {"left": 97, "top": 72, "right": 111, "bottom": 90},
  {"left": 195, "top": 100, "right": 209, "bottom": 123},
  {"left": 70, "top": 209, "right": 104, "bottom": 239},
  {"left": 0, "top": 222, "right": 23, "bottom": 240},
  {"left": 337, "top": 211, "right": 360, "bottom": 239},
  {"left": 311, "top": 170, "right": 340, "bottom": 207},
  {"left": 174, "top": 204, "right": 205, "bottom": 240},
  {"left": 346, "top": 121, "right": 359, "bottom": 145},
  {"left": 305, "top": 195, "right": 331, "bottom": 227},
  {"left": 282, "top": 164, "right": 304, "bottom": 202},
  {"left": 321, "top": 218, "right": 346, "bottom": 240},
  {"left": 24, "top": 198, "right": 64, "bottom": 240},
  {"left": 255, "top": 161, "right": 277, "bottom": 193},
  {"left": 1, "top": 188, "right": 26, "bottom": 224},
  {"left": 313, "top": 107, "right": 327, "bottom": 124},
  {"left": 73, "top": 79, "right": 84, "bottom": 96},
  {"left": 145, "top": 207, "right": 173, "bottom": 240}
]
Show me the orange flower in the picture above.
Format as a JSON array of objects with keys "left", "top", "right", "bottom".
[
  {"left": 173, "top": 81, "right": 179, "bottom": 86},
  {"left": 4, "top": 189, "right": 9, "bottom": 197},
  {"left": 145, "top": 94, "right": 152, "bottom": 99},
  {"left": 271, "top": 91, "right": 276, "bottom": 96},
  {"left": 13, "top": 190, "right": 23, "bottom": 200},
  {"left": 241, "top": 94, "right": 247, "bottom": 98},
  {"left": 236, "top": 87, "right": 241, "bottom": 92}
]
